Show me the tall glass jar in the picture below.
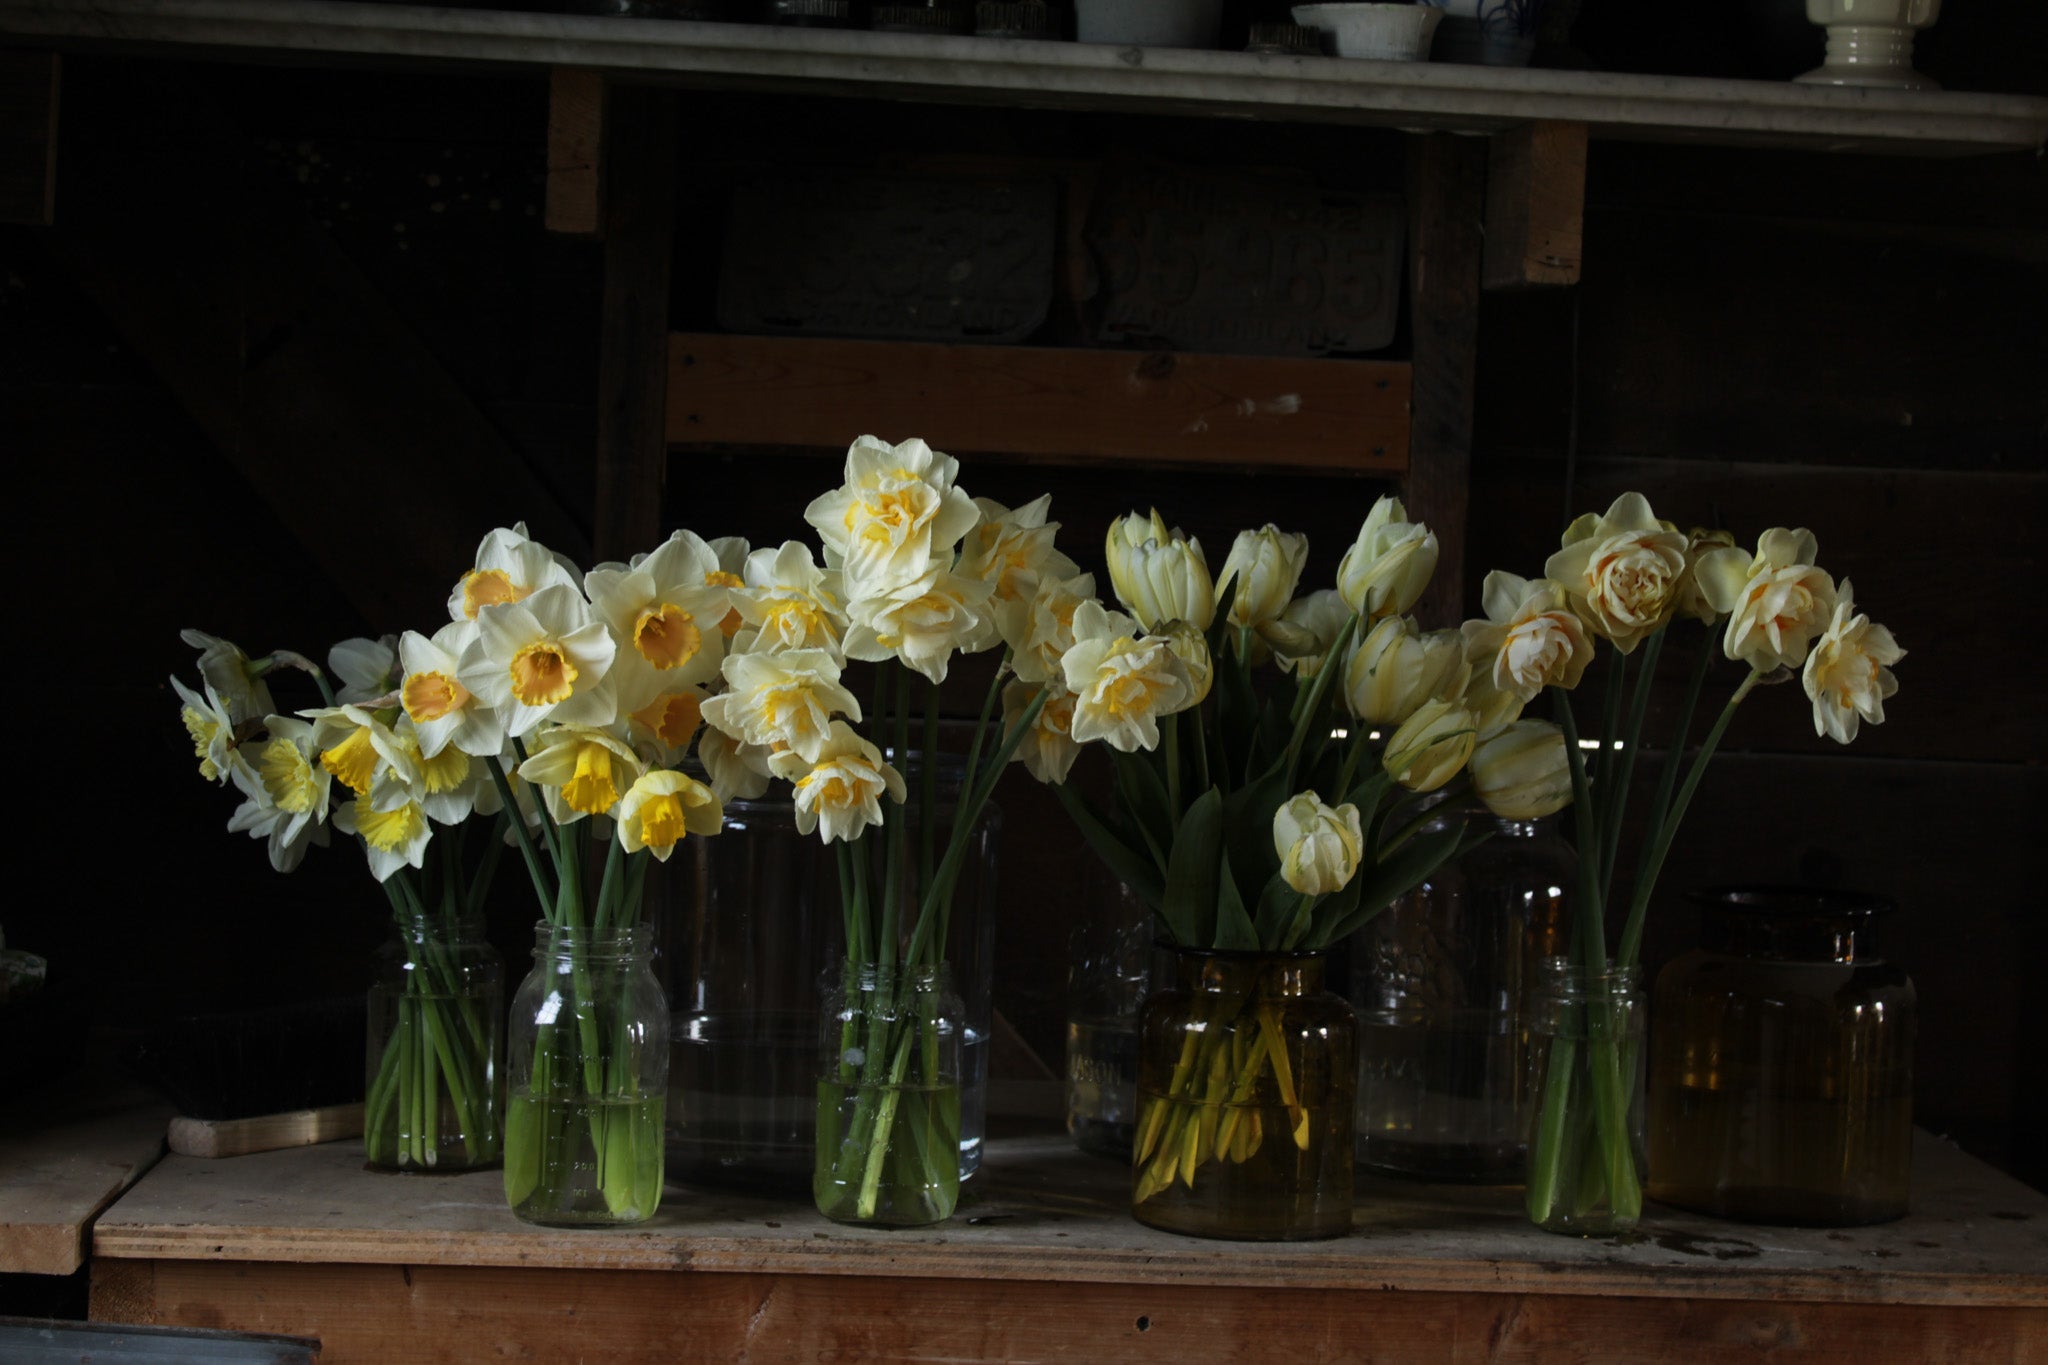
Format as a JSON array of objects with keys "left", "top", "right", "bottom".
[
  {"left": 814, "top": 962, "right": 964, "bottom": 1227},
  {"left": 1350, "top": 806, "right": 1573, "bottom": 1182},
  {"left": 1132, "top": 948, "right": 1356, "bottom": 1241},
  {"left": 364, "top": 911, "right": 503, "bottom": 1172},
  {"left": 1649, "top": 887, "right": 1915, "bottom": 1226},
  {"left": 504, "top": 922, "right": 668, "bottom": 1226},
  {"left": 1523, "top": 959, "right": 1645, "bottom": 1235},
  {"left": 1065, "top": 870, "right": 1160, "bottom": 1161}
]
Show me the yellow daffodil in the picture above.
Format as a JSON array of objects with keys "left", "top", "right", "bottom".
[
  {"left": 399, "top": 622, "right": 503, "bottom": 760},
  {"left": 389, "top": 717, "right": 496, "bottom": 826},
  {"left": 306, "top": 703, "right": 417, "bottom": 799},
  {"left": 1800, "top": 580, "right": 1904, "bottom": 745},
  {"left": 732, "top": 541, "right": 847, "bottom": 658},
  {"left": 1336, "top": 497, "right": 1438, "bottom": 621},
  {"left": 517, "top": 724, "right": 644, "bottom": 823},
  {"left": 1060, "top": 601, "right": 1195, "bottom": 753},
  {"left": 617, "top": 769, "right": 724, "bottom": 861},
  {"left": 1273, "top": 792, "right": 1363, "bottom": 896},
  {"left": 1003, "top": 681, "right": 1082, "bottom": 785},
  {"left": 1460, "top": 572, "right": 1595, "bottom": 702},
  {"left": 1544, "top": 493, "right": 1689, "bottom": 654},
  {"left": 1104, "top": 510, "right": 1214, "bottom": 632},
  {"left": 843, "top": 569, "right": 996, "bottom": 685},
  {"left": 172, "top": 675, "right": 252, "bottom": 788},
  {"left": 459, "top": 584, "right": 618, "bottom": 739},
  {"left": 446, "top": 522, "right": 581, "bottom": 624},
  {"left": 962, "top": 495, "right": 1080, "bottom": 652},
  {"left": 769, "top": 720, "right": 907, "bottom": 845},
  {"left": 334, "top": 774, "right": 433, "bottom": 883},
  {"left": 803, "top": 435, "right": 982, "bottom": 601},
  {"left": 1471, "top": 719, "right": 1574, "bottom": 820},
  {"left": 1693, "top": 527, "right": 1838, "bottom": 673},
  {"left": 701, "top": 646, "right": 861, "bottom": 764}
]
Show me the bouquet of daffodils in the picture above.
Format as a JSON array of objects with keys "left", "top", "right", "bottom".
[{"left": 172, "top": 523, "right": 733, "bottom": 1216}]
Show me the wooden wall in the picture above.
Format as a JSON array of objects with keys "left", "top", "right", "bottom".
[{"left": 4, "top": 39, "right": 2042, "bottom": 1193}]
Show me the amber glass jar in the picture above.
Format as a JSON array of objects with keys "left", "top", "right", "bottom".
[{"left": 1649, "top": 888, "right": 1915, "bottom": 1226}]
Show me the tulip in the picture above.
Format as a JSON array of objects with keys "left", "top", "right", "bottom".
[
  {"left": 1345, "top": 616, "right": 1465, "bottom": 727},
  {"left": 1105, "top": 510, "right": 1214, "bottom": 631},
  {"left": 1337, "top": 496, "right": 1438, "bottom": 620},
  {"left": 1274, "top": 792, "right": 1364, "bottom": 897},
  {"left": 1383, "top": 697, "right": 1479, "bottom": 793},
  {"left": 1471, "top": 720, "right": 1573, "bottom": 820},
  {"left": 1215, "top": 525, "right": 1309, "bottom": 633}
]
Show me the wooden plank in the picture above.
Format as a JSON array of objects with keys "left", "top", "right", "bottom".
[
  {"left": 92, "top": 1259, "right": 2048, "bottom": 1362},
  {"left": 87, "top": 1133, "right": 2048, "bottom": 1308},
  {"left": 666, "top": 334, "right": 1411, "bottom": 474},
  {"left": 0, "top": 49, "right": 58, "bottom": 226},
  {"left": 544, "top": 66, "right": 604, "bottom": 238},
  {"left": 0, "top": 1072, "right": 171, "bottom": 1276},
  {"left": 1404, "top": 133, "right": 1486, "bottom": 622},
  {"left": 1483, "top": 120, "right": 1586, "bottom": 291},
  {"left": 594, "top": 85, "right": 676, "bottom": 562}
]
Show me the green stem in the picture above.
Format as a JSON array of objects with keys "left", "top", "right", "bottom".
[
  {"left": 920, "top": 679, "right": 940, "bottom": 911},
  {"left": 484, "top": 756, "right": 555, "bottom": 919},
  {"left": 1553, "top": 688, "right": 1606, "bottom": 964},
  {"left": 1599, "top": 627, "right": 1664, "bottom": 906},
  {"left": 1163, "top": 710, "right": 1182, "bottom": 819}
]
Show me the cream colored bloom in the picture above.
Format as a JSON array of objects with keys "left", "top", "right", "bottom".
[
  {"left": 307, "top": 704, "right": 417, "bottom": 799},
  {"left": 705, "top": 536, "right": 751, "bottom": 639},
  {"left": 390, "top": 717, "right": 495, "bottom": 826},
  {"left": 1159, "top": 621, "right": 1215, "bottom": 707},
  {"left": 517, "top": 724, "right": 645, "bottom": 823},
  {"left": 1014, "top": 572, "right": 1099, "bottom": 686},
  {"left": 843, "top": 569, "right": 996, "bottom": 684},
  {"left": 329, "top": 636, "right": 399, "bottom": 706},
  {"left": 1269, "top": 590, "right": 1354, "bottom": 680},
  {"left": 1461, "top": 671, "right": 1527, "bottom": 743},
  {"left": 227, "top": 715, "right": 330, "bottom": 871},
  {"left": 962, "top": 495, "right": 1080, "bottom": 651},
  {"left": 1471, "top": 719, "right": 1573, "bottom": 820},
  {"left": 617, "top": 769, "right": 723, "bottom": 861},
  {"left": 1801, "top": 581, "right": 1903, "bottom": 745},
  {"left": 733, "top": 541, "right": 847, "bottom": 658},
  {"left": 447, "top": 523, "right": 581, "bottom": 624},
  {"left": 1105, "top": 510, "right": 1214, "bottom": 632},
  {"left": 334, "top": 781, "right": 431, "bottom": 883},
  {"left": 1060, "top": 601, "right": 1194, "bottom": 753},
  {"left": 699, "top": 725, "right": 771, "bottom": 803},
  {"left": 584, "top": 530, "right": 729, "bottom": 682},
  {"left": 1383, "top": 697, "right": 1479, "bottom": 793},
  {"left": 701, "top": 646, "right": 860, "bottom": 763},
  {"left": 399, "top": 623, "right": 503, "bottom": 759},
  {"left": 623, "top": 681, "right": 708, "bottom": 767},
  {"left": 180, "top": 630, "right": 276, "bottom": 727},
  {"left": 769, "top": 720, "right": 907, "bottom": 844},
  {"left": 1273, "top": 792, "right": 1363, "bottom": 896},
  {"left": 1344, "top": 616, "right": 1466, "bottom": 727},
  {"left": 459, "top": 584, "right": 618, "bottom": 739},
  {"left": 1003, "top": 681, "right": 1082, "bottom": 785},
  {"left": 227, "top": 788, "right": 329, "bottom": 873},
  {"left": 1544, "top": 493, "right": 1689, "bottom": 654},
  {"left": 1461, "top": 573, "right": 1595, "bottom": 702},
  {"left": 173, "top": 675, "right": 251, "bottom": 788},
  {"left": 804, "top": 435, "right": 981, "bottom": 600},
  {"left": 1673, "top": 528, "right": 1738, "bottom": 624},
  {"left": 1336, "top": 497, "right": 1438, "bottom": 620},
  {"left": 1695, "top": 528, "right": 1838, "bottom": 673},
  {"left": 1215, "top": 525, "right": 1309, "bottom": 634}
]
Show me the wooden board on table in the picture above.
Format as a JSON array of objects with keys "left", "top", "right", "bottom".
[
  {"left": 666, "top": 333, "right": 1410, "bottom": 475},
  {"left": 1, "top": 1073, "right": 171, "bottom": 1276}
]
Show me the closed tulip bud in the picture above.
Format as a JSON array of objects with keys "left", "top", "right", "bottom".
[
  {"left": 1105, "top": 510, "right": 1214, "bottom": 632},
  {"left": 1344, "top": 616, "right": 1466, "bottom": 727},
  {"left": 1273, "top": 792, "right": 1364, "bottom": 897},
  {"left": 1383, "top": 697, "right": 1479, "bottom": 793},
  {"left": 1215, "top": 525, "right": 1309, "bottom": 633},
  {"left": 1337, "top": 496, "right": 1438, "bottom": 620},
  {"left": 1471, "top": 720, "right": 1573, "bottom": 820},
  {"left": 1160, "top": 620, "right": 1215, "bottom": 706}
]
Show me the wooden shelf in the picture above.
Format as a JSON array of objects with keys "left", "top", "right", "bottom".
[
  {"left": 0, "top": 1069, "right": 171, "bottom": 1276},
  {"left": 4, "top": 0, "right": 2046, "bottom": 156}
]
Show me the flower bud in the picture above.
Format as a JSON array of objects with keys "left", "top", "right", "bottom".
[
  {"left": 1215, "top": 525, "right": 1309, "bottom": 632},
  {"left": 1270, "top": 590, "right": 1352, "bottom": 679},
  {"left": 1471, "top": 719, "right": 1573, "bottom": 820},
  {"left": 1383, "top": 697, "right": 1478, "bottom": 793},
  {"left": 1273, "top": 792, "right": 1363, "bottom": 897},
  {"left": 1337, "top": 496, "right": 1438, "bottom": 620},
  {"left": 1344, "top": 616, "right": 1465, "bottom": 727},
  {"left": 1160, "top": 620, "right": 1215, "bottom": 706},
  {"left": 1105, "top": 510, "right": 1214, "bottom": 632}
]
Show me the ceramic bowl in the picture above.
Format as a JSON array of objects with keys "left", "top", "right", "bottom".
[{"left": 1291, "top": 2, "right": 1443, "bottom": 60}]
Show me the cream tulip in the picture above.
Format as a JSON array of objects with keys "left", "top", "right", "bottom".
[
  {"left": 1344, "top": 616, "right": 1466, "bottom": 727},
  {"left": 1273, "top": 793, "right": 1364, "bottom": 896},
  {"left": 1336, "top": 497, "right": 1438, "bottom": 620},
  {"left": 1105, "top": 510, "right": 1214, "bottom": 632},
  {"left": 1383, "top": 697, "right": 1479, "bottom": 793},
  {"left": 1471, "top": 719, "right": 1573, "bottom": 820},
  {"left": 1215, "top": 525, "right": 1309, "bottom": 634}
]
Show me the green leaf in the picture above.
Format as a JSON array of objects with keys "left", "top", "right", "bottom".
[
  {"left": 1213, "top": 848, "right": 1261, "bottom": 951},
  {"left": 1321, "top": 817, "right": 1468, "bottom": 946},
  {"left": 1221, "top": 760, "right": 1290, "bottom": 894},
  {"left": 1160, "top": 787, "right": 1224, "bottom": 948},
  {"left": 1252, "top": 870, "right": 1297, "bottom": 948},
  {"left": 1111, "top": 746, "right": 1176, "bottom": 869},
  {"left": 1053, "top": 783, "right": 1165, "bottom": 909}
]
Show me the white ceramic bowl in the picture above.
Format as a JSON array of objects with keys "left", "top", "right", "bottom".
[{"left": 1291, "top": 2, "right": 1443, "bottom": 60}]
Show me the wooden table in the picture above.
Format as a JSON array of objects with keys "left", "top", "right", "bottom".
[
  {"left": 86, "top": 1129, "right": 2047, "bottom": 1361},
  {"left": 0, "top": 1070, "right": 170, "bottom": 1277}
]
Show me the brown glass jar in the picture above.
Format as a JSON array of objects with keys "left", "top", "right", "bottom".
[{"left": 1648, "top": 888, "right": 1915, "bottom": 1226}]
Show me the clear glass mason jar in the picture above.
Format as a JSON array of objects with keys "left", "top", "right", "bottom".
[
  {"left": 1523, "top": 958, "right": 1646, "bottom": 1236},
  {"left": 814, "top": 961, "right": 963, "bottom": 1227},
  {"left": 1649, "top": 887, "right": 1915, "bottom": 1226},
  {"left": 1065, "top": 870, "right": 1161, "bottom": 1161},
  {"left": 1350, "top": 806, "right": 1573, "bottom": 1182},
  {"left": 364, "top": 911, "right": 503, "bottom": 1172},
  {"left": 504, "top": 921, "right": 669, "bottom": 1226},
  {"left": 1133, "top": 948, "right": 1356, "bottom": 1241}
]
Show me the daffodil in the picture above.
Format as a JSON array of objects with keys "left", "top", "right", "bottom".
[
  {"left": 306, "top": 703, "right": 417, "bottom": 799},
  {"left": 399, "top": 622, "right": 503, "bottom": 760},
  {"left": 1215, "top": 525, "right": 1309, "bottom": 637},
  {"left": 769, "top": 720, "right": 907, "bottom": 845},
  {"left": 334, "top": 771, "right": 433, "bottom": 883},
  {"left": 447, "top": 523, "right": 581, "bottom": 624},
  {"left": 1104, "top": 510, "right": 1213, "bottom": 632},
  {"left": 803, "top": 435, "right": 981, "bottom": 601},
  {"left": 1460, "top": 573, "right": 1595, "bottom": 702},
  {"left": 1694, "top": 528, "right": 1838, "bottom": 673},
  {"left": 705, "top": 536, "right": 751, "bottom": 639},
  {"left": 329, "top": 635, "right": 399, "bottom": 705},
  {"left": 1544, "top": 493, "right": 1690, "bottom": 654},
  {"left": 172, "top": 675, "right": 253, "bottom": 788},
  {"left": 227, "top": 790, "right": 330, "bottom": 873},
  {"left": 616, "top": 769, "right": 724, "bottom": 861},
  {"left": 1801, "top": 580, "right": 1904, "bottom": 745},
  {"left": 1273, "top": 793, "right": 1363, "bottom": 897},
  {"left": 1014, "top": 571, "right": 1099, "bottom": 687},
  {"left": 699, "top": 724, "right": 771, "bottom": 803},
  {"left": 391, "top": 717, "right": 496, "bottom": 825},
  {"left": 1336, "top": 497, "right": 1438, "bottom": 620},
  {"left": 732, "top": 541, "right": 847, "bottom": 658},
  {"left": 623, "top": 679, "right": 709, "bottom": 766},
  {"left": 517, "top": 724, "right": 644, "bottom": 823},
  {"left": 1060, "top": 600, "right": 1194, "bottom": 753},
  {"left": 459, "top": 584, "right": 618, "bottom": 739},
  {"left": 226, "top": 714, "right": 331, "bottom": 871},
  {"left": 1003, "top": 681, "right": 1082, "bottom": 785},
  {"left": 842, "top": 569, "right": 996, "bottom": 684},
  {"left": 701, "top": 646, "right": 861, "bottom": 764},
  {"left": 1673, "top": 528, "right": 1738, "bottom": 625},
  {"left": 180, "top": 629, "right": 276, "bottom": 726},
  {"left": 962, "top": 495, "right": 1080, "bottom": 651},
  {"left": 585, "top": 530, "right": 730, "bottom": 682}
]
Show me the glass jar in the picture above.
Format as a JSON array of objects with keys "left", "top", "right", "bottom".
[
  {"left": 814, "top": 962, "right": 964, "bottom": 1227},
  {"left": 1132, "top": 948, "right": 1356, "bottom": 1241},
  {"left": 1523, "top": 959, "right": 1645, "bottom": 1236},
  {"left": 1649, "top": 887, "right": 1915, "bottom": 1226},
  {"left": 1350, "top": 807, "right": 1572, "bottom": 1182},
  {"left": 364, "top": 911, "right": 503, "bottom": 1173},
  {"left": 1065, "top": 869, "right": 1160, "bottom": 1161},
  {"left": 504, "top": 922, "right": 669, "bottom": 1226}
]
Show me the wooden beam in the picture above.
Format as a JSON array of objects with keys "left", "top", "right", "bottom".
[
  {"left": 594, "top": 86, "right": 678, "bottom": 562},
  {"left": 667, "top": 333, "right": 1411, "bottom": 475},
  {"left": 545, "top": 67, "right": 605, "bottom": 238},
  {"left": 1405, "top": 133, "right": 1488, "bottom": 623},
  {"left": 1483, "top": 120, "right": 1587, "bottom": 291},
  {"left": 0, "top": 49, "right": 59, "bottom": 226}
]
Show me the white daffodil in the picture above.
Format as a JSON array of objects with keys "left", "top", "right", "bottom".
[
  {"left": 1215, "top": 525, "right": 1310, "bottom": 639},
  {"left": 843, "top": 568, "right": 996, "bottom": 685},
  {"left": 180, "top": 630, "right": 275, "bottom": 726},
  {"left": 1104, "top": 510, "right": 1213, "bottom": 633},
  {"left": 1673, "top": 529, "right": 1739, "bottom": 625},
  {"left": 399, "top": 622, "right": 503, "bottom": 759},
  {"left": 447, "top": 522, "right": 582, "bottom": 624},
  {"left": 335, "top": 782, "right": 432, "bottom": 883},
  {"left": 245, "top": 714, "right": 331, "bottom": 846},
  {"left": 1003, "top": 681, "right": 1083, "bottom": 786},
  {"left": 307, "top": 703, "right": 417, "bottom": 800},
  {"left": 173, "top": 675, "right": 254, "bottom": 788},
  {"left": 1060, "top": 600, "right": 1194, "bottom": 754},
  {"left": 732, "top": 540, "right": 847, "bottom": 658},
  {"left": 1273, "top": 792, "right": 1364, "bottom": 897},
  {"left": 1336, "top": 497, "right": 1438, "bottom": 621},
  {"left": 1471, "top": 719, "right": 1573, "bottom": 820},
  {"left": 804, "top": 435, "right": 981, "bottom": 601},
  {"left": 769, "top": 720, "right": 907, "bottom": 845},
  {"left": 391, "top": 717, "right": 496, "bottom": 825},
  {"left": 1460, "top": 573, "right": 1595, "bottom": 703},
  {"left": 617, "top": 769, "right": 724, "bottom": 861},
  {"left": 1694, "top": 528, "right": 1838, "bottom": 673},
  {"left": 705, "top": 536, "right": 751, "bottom": 639},
  {"left": 585, "top": 530, "right": 730, "bottom": 682},
  {"left": 517, "top": 724, "right": 644, "bottom": 823},
  {"left": 329, "top": 635, "right": 399, "bottom": 705},
  {"left": 1801, "top": 580, "right": 1904, "bottom": 745},
  {"left": 1344, "top": 616, "right": 1467, "bottom": 727},
  {"left": 227, "top": 790, "right": 330, "bottom": 873},
  {"left": 699, "top": 724, "right": 772, "bottom": 803},
  {"left": 459, "top": 584, "right": 618, "bottom": 739},
  {"left": 1269, "top": 590, "right": 1355, "bottom": 680},
  {"left": 701, "top": 646, "right": 860, "bottom": 764},
  {"left": 962, "top": 495, "right": 1080, "bottom": 651},
  {"left": 622, "top": 679, "right": 709, "bottom": 767},
  {"left": 1544, "top": 493, "right": 1690, "bottom": 654},
  {"left": 1014, "top": 571, "right": 1099, "bottom": 687}
]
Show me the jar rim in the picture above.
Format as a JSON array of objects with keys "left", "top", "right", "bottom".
[
  {"left": 1690, "top": 885, "right": 1894, "bottom": 919},
  {"left": 1153, "top": 941, "right": 1330, "bottom": 962}
]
